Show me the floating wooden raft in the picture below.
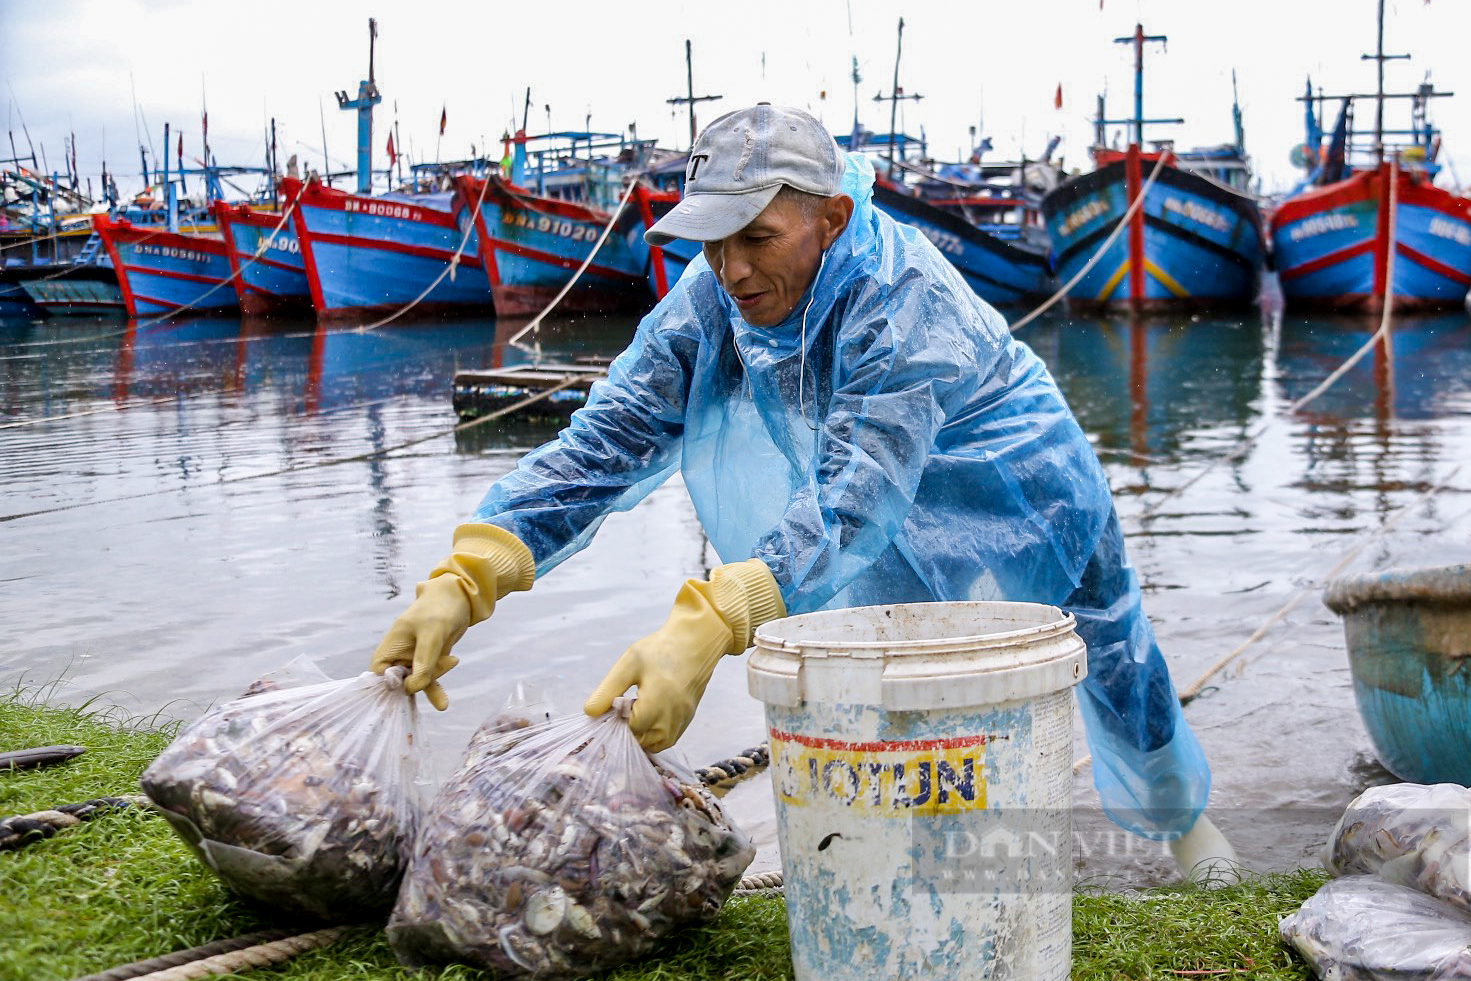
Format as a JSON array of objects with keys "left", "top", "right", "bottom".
[{"left": 451, "top": 361, "right": 609, "bottom": 421}]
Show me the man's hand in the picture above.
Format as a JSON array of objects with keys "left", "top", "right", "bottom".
[
  {"left": 371, "top": 524, "right": 535, "bottom": 711},
  {"left": 584, "top": 559, "right": 784, "bottom": 751}
]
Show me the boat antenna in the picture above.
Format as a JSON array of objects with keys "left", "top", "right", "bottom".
[
  {"left": 1231, "top": 69, "right": 1245, "bottom": 156},
  {"left": 7, "top": 81, "right": 38, "bottom": 170},
  {"left": 1362, "top": 0, "right": 1409, "bottom": 163},
  {"left": 319, "top": 96, "right": 331, "bottom": 186}
]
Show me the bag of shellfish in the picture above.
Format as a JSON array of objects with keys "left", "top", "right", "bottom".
[
  {"left": 1279, "top": 874, "right": 1471, "bottom": 980},
  {"left": 1324, "top": 782, "right": 1471, "bottom": 915},
  {"left": 387, "top": 698, "right": 755, "bottom": 977},
  {"left": 140, "top": 662, "right": 426, "bottom": 922}
]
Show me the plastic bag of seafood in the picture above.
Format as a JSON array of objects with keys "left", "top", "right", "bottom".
[
  {"left": 387, "top": 700, "right": 755, "bottom": 977},
  {"left": 1324, "top": 782, "right": 1471, "bottom": 914},
  {"left": 1279, "top": 874, "right": 1471, "bottom": 980},
  {"left": 140, "top": 662, "right": 425, "bottom": 922}
]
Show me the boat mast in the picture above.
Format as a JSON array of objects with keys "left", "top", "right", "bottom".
[
  {"left": 335, "top": 17, "right": 382, "bottom": 194},
  {"left": 872, "top": 17, "right": 922, "bottom": 178},
  {"left": 1362, "top": 0, "right": 1408, "bottom": 162},
  {"left": 1116, "top": 24, "right": 1172, "bottom": 147},
  {"left": 664, "top": 40, "right": 722, "bottom": 151},
  {"left": 1097, "top": 24, "right": 1180, "bottom": 153}
]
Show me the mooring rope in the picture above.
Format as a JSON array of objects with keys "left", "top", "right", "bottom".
[
  {"left": 93, "top": 926, "right": 357, "bottom": 981},
  {"left": 1006, "top": 151, "right": 1172, "bottom": 334},
  {"left": 66, "top": 930, "right": 299, "bottom": 981},
  {"left": 1173, "top": 462, "right": 1462, "bottom": 705},
  {"left": 0, "top": 795, "right": 150, "bottom": 851},
  {"left": 505, "top": 175, "right": 641, "bottom": 347},
  {"left": 734, "top": 870, "right": 784, "bottom": 894},
  {"left": 694, "top": 743, "right": 770, "bottom": 792}
]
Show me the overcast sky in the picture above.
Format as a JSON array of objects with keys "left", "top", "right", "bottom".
[{"left": 4, "top": 0, "right": 1468, "bottom": 200}]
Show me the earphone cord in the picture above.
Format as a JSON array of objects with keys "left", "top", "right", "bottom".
[{"left": 798, "top": 250, "right": 827, "bottom": 432}]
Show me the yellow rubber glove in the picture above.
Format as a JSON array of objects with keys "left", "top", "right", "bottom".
[
  {"left": 371, "top": 523, "right": 535, "bottom": 711},
  {"left": 584, "top": 558, "right": 785, "bottom": 752}
]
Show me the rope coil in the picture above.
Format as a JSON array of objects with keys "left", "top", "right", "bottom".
[
  {"left": 694, "top": 743, "right": 770, "bottom": 791},
  {"left": 100, "top": 926, "right": 356, "bottom": 981},
  {"left": 66, "top": 930, "right": 299, "bottom": 981}
]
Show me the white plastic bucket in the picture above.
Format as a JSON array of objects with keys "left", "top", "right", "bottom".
[{"left": 748, "top": 601, "right": 1086, "bottom": 981}]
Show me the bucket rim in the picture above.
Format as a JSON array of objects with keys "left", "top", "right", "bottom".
[
  {"left": 753, "top": 600, "right": 1077, "bottom": 657},
  {"left": 1323, "top": 562, "right": 1471, "bottom": 613}
]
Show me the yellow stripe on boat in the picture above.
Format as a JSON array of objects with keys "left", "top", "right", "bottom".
[{"left": 1145, "top": 258, "right": 1190, "bottom": 298}]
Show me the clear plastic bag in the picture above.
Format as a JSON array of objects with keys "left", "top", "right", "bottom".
[
  {"left": 388, "top": 700, "right": 755, "bottom": 977},
  {"left": 1325, "top": 782, "right": 1471, "bottom": 915},
  {"left": 140, "top": 662, "right": 425, "bottom": 921},
  {"left": 1280, "top": 874, "right": 1471, "bottom": 980}
]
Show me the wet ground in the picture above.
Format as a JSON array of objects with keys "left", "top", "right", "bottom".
[{"left": 3, "top": 296, "right": 1469, "bottom": 888}]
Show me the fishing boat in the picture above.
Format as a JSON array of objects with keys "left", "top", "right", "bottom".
[
  {"left": 451, "top": 128, "right": 659, "bottom": 317},
  {"left": 93, "top": 214, "right": 235, "bottom": 318},
  {"left": 92, "top": 119, "right": 282, "bottom": 319},
  {"left": 286, "top": 175, "right": 493, "bottom": 322},
  {"left": 1040, "top": 25, "right": 1265, "bottom": 311},
  {"left": 3, "top": 166, "right": 126, "bottom": 316},
  {"left": 1268, "top": 0, "right": 1470, "bottom": 313},
  {"left": 1324, "top": 563, "right": 1471, "bottom": 784},
  {"left": 213, "top": 199, "right": 311, "bottom": 317},
  {"left": 15, "top": 260, "right": 124, "bottom": 316}
]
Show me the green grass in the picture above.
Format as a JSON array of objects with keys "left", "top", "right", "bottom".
[{"left": 0, "top": 689, "right": 1324, "bottom": 980}]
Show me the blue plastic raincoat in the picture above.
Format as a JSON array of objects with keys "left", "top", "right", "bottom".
[{"left": 475, "top": 154, "right": 1210, "bottom": 839}]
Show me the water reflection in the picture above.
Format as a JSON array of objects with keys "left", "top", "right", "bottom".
[
  {"left": 1023, "top": 313, "right": 1268, "bottom": 484},
  {"left": 1274, "top": 311, "right": 1471, "bottom": 422}
]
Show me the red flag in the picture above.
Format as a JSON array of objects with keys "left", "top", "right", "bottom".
[
  {"left": 202, "top": 110, "right": 208, "bottom": 140},
  {"left": 439, "top": 106, "right": 447, "bottom": 136},
  {"left": 386, "top": 131, "right": 397, "bottom": 166},
  {"left": 177, "top": 132, "right": 184, "bottom": 161},
  {"left": 1054, "top": 84, "right": 1063, "bottom": 110}
]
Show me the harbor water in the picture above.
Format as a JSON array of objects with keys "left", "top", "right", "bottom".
[{"left": 3, "top": 299, "right": 1470, "bottom": 888}]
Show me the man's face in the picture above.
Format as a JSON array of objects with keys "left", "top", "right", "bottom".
[{"left": 701, "top": 192, "right": 853, "bottom": 328}]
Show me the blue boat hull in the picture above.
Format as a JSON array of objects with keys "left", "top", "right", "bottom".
[
  {"left": 94, "top": 215, "right": 238, "bottom": 318},
  {"left": 215, "top": 202, "right": 312, "bottom": 317},
  {"left": 1042, "top": 154, "right": 1264, "bottom": 310},
  {"left": 873, "top": 184, "right": 1053, "bottom": 307},
  {"left": 1325, "top": 564, "right": 1471, "bottom": 784},
  {"left": 1270, "top": 164, "right": 1471, "bottom": 312},
  {"left": 455, "top": 175, "right": 649, "bottom": 317},
  {"left": 285, "top": 177, "right": 493, "bottom": 323}
]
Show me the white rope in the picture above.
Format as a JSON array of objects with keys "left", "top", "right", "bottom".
[
  {"left": 1177, "top": 162, "right": 1274, "bottom": 204},
  {"left": 1007, "top": 151, "right": 1172, "bottom": 333},
  {"left": 506, "top": 176, "right": 641, "bottom": 346},
  {"left": 351, "top": 169, "right": 492, "bottom": 334}
]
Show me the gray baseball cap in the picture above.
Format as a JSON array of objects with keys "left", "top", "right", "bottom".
[{"left": 644, "top": 104, "right": 845, "bottom": 246}]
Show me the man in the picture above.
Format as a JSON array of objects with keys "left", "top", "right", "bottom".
[{"left": 371, "top": 104, "right": 1236, "bottom": 879}]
